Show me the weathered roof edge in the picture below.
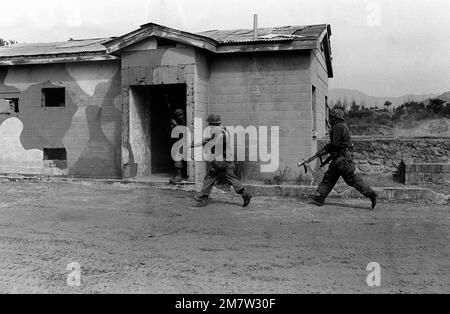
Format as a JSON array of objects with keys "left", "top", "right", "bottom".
[
  {"left": 0, "top": 52, "right": 118, "bottom": 66},
  {"left": 324, "top": 25, "right": 333, "bottom": 78},
  {"left": 103, "top": 23, "right": 218, "bottom": 54},
  {"left": 314, "top": 25, "right": 333, "bottom": 78},
  {"left": 103, "top": 22, "right": 331, "bottom": 53}
]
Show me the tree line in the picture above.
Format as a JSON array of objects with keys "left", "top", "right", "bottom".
[
  {"left": 332, "top": 98, "right": 450, "bottom": 128},
  {"left": 0, "top": 38, "right": 18, "bottom": 47}
]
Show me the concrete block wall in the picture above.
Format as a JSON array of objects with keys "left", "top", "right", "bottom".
[
  {"left": 0, "top": 61, "right": 122, "bottom": 177},
  {"left": 209, "top": 50, "right": 314, "bottom": 180},
  {"left": 406, "top": 163, "right": 450, "bottom": 185}
]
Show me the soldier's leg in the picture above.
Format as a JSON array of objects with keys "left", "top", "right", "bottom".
[
  {"left": 170, "top": 143, "right": 185, "bottom": 184},
  {"left": 170, "top": 161, "right": 184, "bottom": 184},
  {"left": 224, "top": 162, "right": 253, "bottom": 208},
  {"left": 316, "top": 162, "right": 341, "bottom": 202},
  {"left": 342, "top": 172, "right": 373, "bottom": 197},
  {"left": 195, "top": 166, "right": 218, "bottom": 204},
  {"left": 340, "top": 158, "right": 378, "bottom": 209},
  {"left": 223, "top": 163, "right": 244, "bottom": 193}
]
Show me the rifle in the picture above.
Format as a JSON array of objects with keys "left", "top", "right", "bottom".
[
  {"left": 297, "top": 148, "right": 336, "bottom": 173},
  {"left": 164, "top": 94, "right": 174, "bottom": 118}
]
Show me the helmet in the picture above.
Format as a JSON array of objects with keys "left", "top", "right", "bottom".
[
  {"left": 174, "top": 109, "right": 184, "bottom": 117},
  {"left": 329, "top": 109, "right": 345, "bottom": 121},
  {"left": 207, "top": 114, "right": 221, "bottom": 126}
]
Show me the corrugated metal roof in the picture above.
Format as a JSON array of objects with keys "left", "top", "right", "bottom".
[
  {"left": 0, "top": 24, "right": 328, "bottom": 59},
  {"left": 197, "top": 24, "right": 327, "bottom": 44},
  {"left": 0, "top": 38, "right": 112, "bottom": 58}
]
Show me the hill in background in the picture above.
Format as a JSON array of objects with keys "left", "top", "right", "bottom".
[
  {"left": 330, "top": 90, "right": 450, "bottom": 137},
  {"left": 329, "top": 88, "right": 439, "bottom": 108},
  {"left": 423, "top": 91, "right": 450, "bottom": 106}
]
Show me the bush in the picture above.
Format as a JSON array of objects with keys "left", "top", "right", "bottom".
[
  {"left": 443, "top": 103, "right": 450, "bottom": 117},
  {"left": 427, "top": 99, "right": 446, "bottom": 115}
]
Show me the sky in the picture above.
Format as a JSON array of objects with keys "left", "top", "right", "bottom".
[{"left": 0, "top": 0, "right": 449, "bottom": 97}]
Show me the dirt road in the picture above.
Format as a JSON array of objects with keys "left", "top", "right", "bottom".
[{"left": 0, "top": 181, "right": 448, "bottom": 294}]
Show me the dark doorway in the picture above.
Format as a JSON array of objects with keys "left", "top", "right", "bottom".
[{"left": 130, "top": 84, "right": 187, "bottom": 178}]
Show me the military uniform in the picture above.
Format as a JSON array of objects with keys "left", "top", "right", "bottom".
[
  {"left": 313, "top": 110, "right": 377, "bottom": 209},
  {"left": 169, "top": 109, "right": 186, "bottom": 184},
  {"left": 195, "top": 114, "right": 252, "bottom": 208},
  {"left": 200, "top": 161, "right": 244, "bottom": 196}
]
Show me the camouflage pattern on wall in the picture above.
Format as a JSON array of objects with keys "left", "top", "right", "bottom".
[{"left": 0, "top": 61, "right": 122, "bottom": 177}]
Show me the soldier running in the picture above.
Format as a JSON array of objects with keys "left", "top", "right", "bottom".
[
  {"left": 194, "top": 114, "right": 253, "bottom": 208},
  {"left": 311, "top": 109, "right": 378, "bottom": 210}
]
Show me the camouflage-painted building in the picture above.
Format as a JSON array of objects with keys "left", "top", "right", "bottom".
[{"left": 0, "top": 23, "right": 333, "bottom": 182}]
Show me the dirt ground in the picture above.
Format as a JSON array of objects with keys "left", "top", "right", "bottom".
[{"left": 0, "top": 181, "right": 448, "bottom": 294}]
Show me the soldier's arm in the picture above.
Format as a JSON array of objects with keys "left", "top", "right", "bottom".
[
  {"left": 169, "top": 119, "right": 178, "bottom": 129},
  {"left": 193, "top": 130, "right": 222, "bottom": 148},
  {"left": 325, "top": 125, "right": 344, "bottom": 153}
]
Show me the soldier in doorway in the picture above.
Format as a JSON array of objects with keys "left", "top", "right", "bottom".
[
  {"left": 169, "top": 108, "right": 186, "bottom": 184},
  {"left": 194, "top": 114, "right": 253, "bottom": 208},
  {"left": 311, "top": 109, "right": 378, "bottom": 210}
]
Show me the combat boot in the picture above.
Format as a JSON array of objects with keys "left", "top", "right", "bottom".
[
  {"left": 310, "top": 195, "right": 325, "bottom": 207},
  {"left": 369, "top": 192, "right": 378, "bottom": 210},
  {"left": 194, "top": 194, "right": 209, "bottom": 206},
  {"left": 242, "top": 193, "right": 253, "bottom": 208},
  {"left": 169, "top": 169, "right": 184, "bottom": 185}
]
